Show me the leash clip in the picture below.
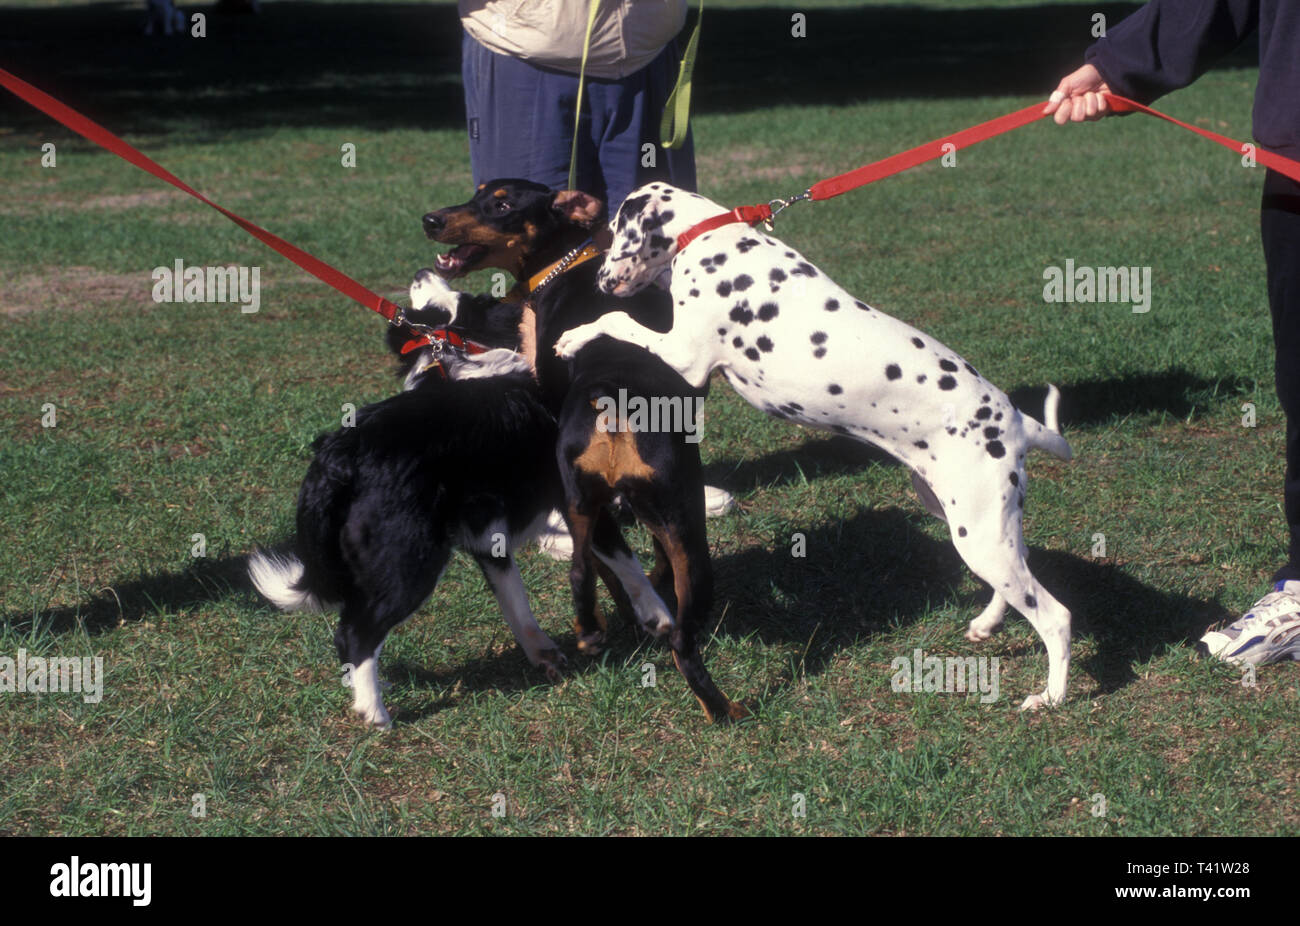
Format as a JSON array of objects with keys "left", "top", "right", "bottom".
[
  {"left": 763, "top": 189, "right": 811, "bottom": 231},
  {"left": 398, "top": 314, "right": 454, "bottom": 358}
]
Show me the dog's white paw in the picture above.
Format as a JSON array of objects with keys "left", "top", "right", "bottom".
[
  {"left": 634, "top": 597, "right": 675, "bottom": 638},
  {"left": 1018, "top": 691, "right": 1058, "bottom": 712},
  {"left": 409, "top": 268, "right": 459, "bottom": 318},
  {"left": 554, "top": 323, "right": 603, "bottom": 359},
  {"left": 965, "top": 595, "right": 1006, "bottom": 643},
  {"left": 704, "top": 485, "right": 736, "bottom": 517},
  {"left": 354, "top": 702, "right": 393, "bottom": 729},
  {"left": 534, "top": 509, "right": 574, "bottom": 561}
]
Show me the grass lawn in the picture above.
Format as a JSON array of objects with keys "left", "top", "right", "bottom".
[{"left": 1, "top": 0, "right": 1297, "bottom": 836}]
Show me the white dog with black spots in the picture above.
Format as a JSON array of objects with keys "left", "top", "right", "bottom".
[{"left": 555, "top": 183, "right": 1075, "bottom": 710}]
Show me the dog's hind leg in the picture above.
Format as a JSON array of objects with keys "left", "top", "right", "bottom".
[
  {"left": 590, "top": 508, "right": 675, "bottom": 638},
  {"left": 334, "top": 516, "right": 453, "bottom": 727},
  {"left": 948, "top": 511, "right": 1071, "bottom": 710},
  {"left": 474, "top": 553, "right": 567, "bottom": 680},
  {"left": 647, "top": 535, "right": 677, "bottom": 611},
  {"left": 333, "top": 611, "right": 387, "bottom": 728},
  {"left": 643, "top": 519, "right": 747, "bottom": 723},
  {"left": 915, "top": 467, "right": 1012, "bottom": 642},
  {"left": 589, "top": 507, "right": 642, "bottom": 631},
  {"left": 336, "top": 585, "right": 441, "bottom": 729},
  {"left": 1006, "top": 581, "right": 1070, "bottom": 711},
  {"left": 965, "top": 592, "right": 1007, "bottom": 642},
  {"left": 563, "top": 506, "right": 609, "bottom": 654}
]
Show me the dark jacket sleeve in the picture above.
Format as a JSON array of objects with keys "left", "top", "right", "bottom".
[{"left": 1085, "top": 0, "right": 1259, "bottom": 103}]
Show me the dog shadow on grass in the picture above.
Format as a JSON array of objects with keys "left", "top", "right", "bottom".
[
  {"left": 1010, "top": 368, "right": 1257, "bottom": 431},
  {"left": 701, "top": 510, "right": 1230, "bottom": 702},
  {"left": 393, "top": 505, "right": 1234, "bottom": 719},
  {"left": 0, "top": 542, "right": 606, "bottom": 722},
  {"left": 0, "top": 518, "right": 1229, "bottom": 720},
  {"left": 1, "top": 551, "right": 262, "bottom": 638}
]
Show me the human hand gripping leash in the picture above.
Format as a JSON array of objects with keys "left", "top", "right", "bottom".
[{"left": 675, "top": 93, "right": 1300, "bottom": 251}]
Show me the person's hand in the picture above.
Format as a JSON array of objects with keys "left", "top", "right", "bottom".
[{"left": 1043, "top": 64, "right": 1113, "bottom": 124}]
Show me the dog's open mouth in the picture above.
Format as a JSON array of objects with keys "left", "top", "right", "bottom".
[{"left": 433, "top": 244, "right": 487, "bottom": 278}]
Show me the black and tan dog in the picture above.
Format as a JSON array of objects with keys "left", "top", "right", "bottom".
[{"left": 424, "top": 179, "right": 747, "bottom": 723}]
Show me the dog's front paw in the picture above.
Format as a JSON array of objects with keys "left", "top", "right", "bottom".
[
  {"left": 354, "top": 701, "right": 393, "bottom": 729},
  {"left": 633, "top": 596, "right": 674, "bottom": 639},
  {"left": 537, "top": 648, "right": 569, "bottom": 682},
  {"left": 1018, "top": 691, "right": 1058, "bottom": 712},
  {"left": 575, "top": 630, "right": 605, "bottom": 655},
  {"left": 409, "top": 268, "right": 459, "bottom": 317},
  {"left": 554, "top": 323, "right": 603, "bottom": 360}
]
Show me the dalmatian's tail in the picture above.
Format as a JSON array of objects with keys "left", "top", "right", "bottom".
[{"left": 1026, "top": 384, "right": 1072, "bottom": 461}]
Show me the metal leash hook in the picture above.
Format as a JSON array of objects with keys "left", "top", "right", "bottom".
[
  {"left": 763, "top": 188, "right": 812, "bottom": 231},
  {"left": 391, "top": 307, "right": 451, "bottom": 357}
]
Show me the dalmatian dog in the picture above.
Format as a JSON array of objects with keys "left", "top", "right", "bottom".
[{"left": 555, "top": 183, "right": 1075, "bottom": 710}]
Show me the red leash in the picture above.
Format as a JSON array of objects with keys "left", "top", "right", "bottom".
[
  {"left": 0, "top": 67, "right": 405, "bottom": 324},
  {"left": 677, "top": 93, "right": 1300, "bottom": 251},
  {"left": 7, "top": 66, "right": 1299, "bottom": 295},
  {"left": 1104, "top": 92, "right": 1300, "bottom": 178}
]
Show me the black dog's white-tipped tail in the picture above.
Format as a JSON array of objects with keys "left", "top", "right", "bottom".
[
  {"left": 1027, "top": 384, "right": 1073, "bottom": 461},
  {"left": 248, "top": 550, "right": 325, "bottom": 612}
]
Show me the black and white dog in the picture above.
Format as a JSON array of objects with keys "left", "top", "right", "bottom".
[
  {"left": 557, "top": 183, "right": 1075, "bottom": 710},
  {"left": 249, "top": 272, "right": 566, "bottom": 727}
]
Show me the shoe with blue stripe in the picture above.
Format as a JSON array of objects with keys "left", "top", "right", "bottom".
[{"left": 1200, "top": 580, "right": 1300, "bottom": 666}]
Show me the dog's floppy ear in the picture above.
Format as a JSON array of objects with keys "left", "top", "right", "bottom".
[{"left": 551, "top": 189, "right": 604, "bottom": 228}]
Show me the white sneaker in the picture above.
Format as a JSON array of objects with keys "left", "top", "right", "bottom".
[
  {"left": 704, "top": 485, "right": 736, "bottom": 517},
  {"left": 534, "top": 509, "right": 574, "bottom": 561},
  {"left": 1200, "top": 580, "right": 1300, "bottom": 666}
]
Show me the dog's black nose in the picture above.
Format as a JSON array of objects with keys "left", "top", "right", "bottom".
[{"left": 422, "top": 212, "right": 445, "bottom": 236}]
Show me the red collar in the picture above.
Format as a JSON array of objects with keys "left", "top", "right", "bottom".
[{"left": 675, "top": 204, "right": 776, "bottom": 252}]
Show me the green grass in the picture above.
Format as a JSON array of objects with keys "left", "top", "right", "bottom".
[{"left": 1, "top": 0, "right": 1297, "bottom": 836}]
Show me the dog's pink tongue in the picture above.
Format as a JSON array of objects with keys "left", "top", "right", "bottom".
[
  {"left": 433, "top": 244, "right": 485, "bottom": 278},
  {"left": 433, "top": 252, "right": 459, "bottom": 276}
]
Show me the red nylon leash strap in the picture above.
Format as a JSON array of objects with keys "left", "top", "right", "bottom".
[
  {"left": 676, "top": 101, "right": 1049, "bottom": 250},
  {"left": 809, "top": 100, "right": 1048, "bottom": 199},
  {"left": 676, "top": 93, "right": 1300, "bottom": 250},
  {"left": 1104, "top": 92, "right": 1300, "bottom": 183},
  {"left": 0, "top": 67, "right": 405, "bottom": 323}
]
